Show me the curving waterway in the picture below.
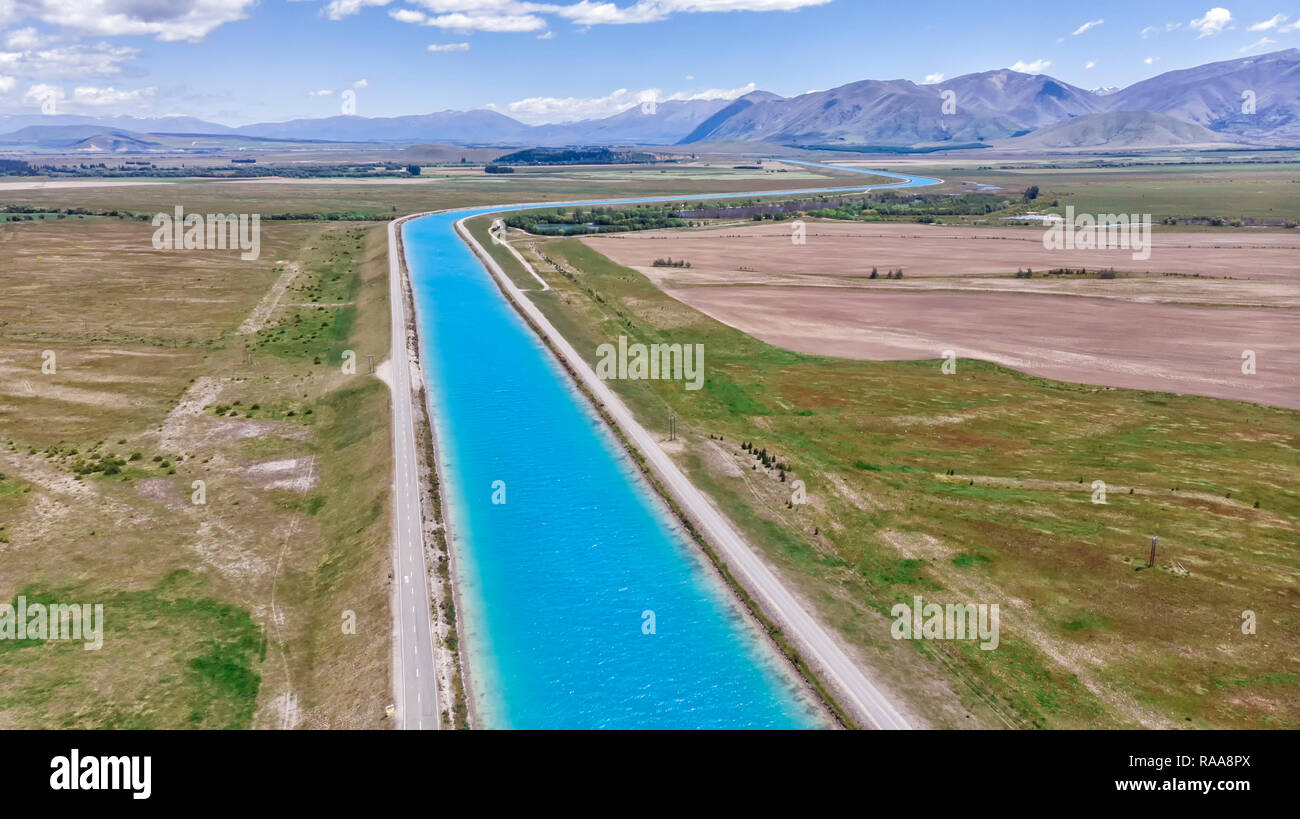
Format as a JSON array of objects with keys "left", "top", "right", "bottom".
[{"left": 402, "top": 162, "right": 940, "bottom": 729}]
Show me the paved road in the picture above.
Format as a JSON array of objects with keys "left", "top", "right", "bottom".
[
  {"left": 387, "top": 217, "right": 440, "bottom": 730},
  {"left": 456, "top": 215, "right": 913, "bottom": 730}
]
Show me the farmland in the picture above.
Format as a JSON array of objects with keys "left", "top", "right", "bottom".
[
  {"left": 584, "top": 221, "right": 1300, "bottom": 409},
  {"left": 0, "top": 215, "right": 394, "bottom": 728},
  {"left": 474, "top": 212, "right": 1300, "bottom": 729}
]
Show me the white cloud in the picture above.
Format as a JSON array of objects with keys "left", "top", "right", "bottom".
[
  {"left": 549, "top": 0, "right": 832, "bottom": 27},
  {"left": 494, "top": 79, "right": 756, "bottom": 124},
  {"left": 537, "top": 29, "right": 554, "bottom": 38},
  {"left": 0, "top": 74, "right": 15, "bottom": 93},
  {"left": 398, "top": 10, "right": 548, "bottom": 32},
  {"left": 1145, "top": 21, "right": 1183, "bottom": 36},
  {"left": 71, "top": 84, "right": 155, "bottom": 106},
  {"left": 1240, "top": 36, "right": 1276, "bottom": 52},
  {"left": 23, "top": 82, "right": 63, "bottom": 107},
  {"left": 1008, "top": 59, "right": 1051, "bottom": 73},
  {"left": 1189, "top": 7, "right": 1232, "bottom": 38},
  {"left": 496, "top": 87, "right": 657, "bottom": 123},
  {"left": 666, "top": 81, "right": 755, "bottom": 102},
  {"left": 1084, "top": 60, "right": 1096, "bottom": 69},
  {"left": 325, "top": 0, "right": 394, "bottom": 20},
  {"left": 1248, "top": 13, "right": 1287, "bottom": 31},
  {"left": 1072, "top": 18, "right": 1103, "bottom": 36},
  {"left": 4, "top": 26, "right": 57, "bottom": 50},
  {"left": 1144, "top": 56, "right": 1159, "bottom": 64},
  {"left": 308, "top": 89, "right": 335, "bottom": 96},
  {"left": 353, "top": 78, "right": 368, "bottom": 88},
  {"left": 12, "top": 81, "right": 153, "bottom": 111},
  {"left": 14, "top": 0, "right": 257, "bottom": 43},
  {"left": 921, "top": 72, "right": 944, "bottom": 84},
  {"left": 552, "top": 1, "right": 667, "bottom": 25},
  {"left": 428, "top": 41, "right": 470, "bottom": 51},
  {"left": 0, "top": 42, "right": 140, "bottom": 78},
  {"left": 378, "top": 0, "right": 832, "bottom": 34}
]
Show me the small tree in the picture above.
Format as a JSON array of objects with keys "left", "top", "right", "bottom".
[{"left": 407, "top": 164, "right": 422, "bottom": 176}]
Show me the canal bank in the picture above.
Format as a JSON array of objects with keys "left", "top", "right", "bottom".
[{"left": 399, "top": 164, "right": 940, "bottom": 728}]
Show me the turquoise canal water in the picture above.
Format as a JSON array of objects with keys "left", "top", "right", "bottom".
[{"left": 403, "top": 164, "right": 939, "bottom": 729}]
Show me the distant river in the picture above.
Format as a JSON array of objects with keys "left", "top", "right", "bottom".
[{"left": 402, "top": 163, "right": 940, "bottom": 729}]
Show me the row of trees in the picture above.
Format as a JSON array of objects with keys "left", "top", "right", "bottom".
[{"left": 506, "top": 205, "right": 685, "bottom": 236}]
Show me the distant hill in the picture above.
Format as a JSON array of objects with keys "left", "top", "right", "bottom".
[
  {"left": 230, "top": 109, "right": 533, "bottom": 143},
  {"left": 529, "top": 98, "right": 750, "bottom": 145},
  {"left": 942, "top": 70, "right": 1102, "bottom": 128},
  {"left": 0, "top": 124, "right": 138, "bottom": 144},
  {"left": 492, "top": 147, "right": 659, "bottom": 165},
  {"left": 678, "top": 73, "right": 1098, "bottom": 146},
  {"left": 0, "top": 114, "right": 230, "bottom": 135},
  {"left": 1106, "top": 48, "right": 1300, "bottom": 142},
  {"left": 69, "top": 133, "right": 162, "bottom": 153},
  {"left": 998, "top": 111, "right": 1240, "bottom": 150},
  {"left": 678, "top": 91, "right": 784, "bottom": 143},
  {"left": 3, "top": 49, "right": 1298, "bottom": 152}
]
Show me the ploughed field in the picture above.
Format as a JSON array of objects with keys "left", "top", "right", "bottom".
[{"left": 584, "top": 222, "right": 1300, "bottom": 411}]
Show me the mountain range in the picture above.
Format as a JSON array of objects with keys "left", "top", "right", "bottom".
[{"left": 2, "top": 49, "right": 1297, "bottom": 152}]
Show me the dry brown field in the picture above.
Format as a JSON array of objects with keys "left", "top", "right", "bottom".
[
  {"left": 0, "top": 216, "right": 395, "bottom": 728},
  {"left": 585, "top": 222, "right": 1300, "bottom": 410}
]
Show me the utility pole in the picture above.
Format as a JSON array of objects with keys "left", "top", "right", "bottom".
[
  {"left": 367, "top": 354, "right": 375, "bottom": 374},
  {"left": 1148, "top": 535, "right": 1159, "bottom": 568},
  {"left": 669, "top": 414, "right": 676, "bottom": 442}
]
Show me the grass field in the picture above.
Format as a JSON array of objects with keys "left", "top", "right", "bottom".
[
  {"left": 0, "top": 163, "right": 875, "bottom": 219},
  {"left": 0, "top": 214, "right": 396, "bottom": 728},
  {"left": 898, "top": 161, "right": 1300, "bottom": 223},
  {"left": 474, "top": 215, "right": 1300, "bottom": 729}
]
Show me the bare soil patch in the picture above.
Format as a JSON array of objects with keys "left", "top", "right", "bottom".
[
  {"left": 670, "top": 287, "right": 1299, "bottom": 410},
  {"left": 586, "top": 221, "right": 1300, "bottom": 282}
]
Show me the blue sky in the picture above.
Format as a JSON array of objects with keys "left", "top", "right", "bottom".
[{"left": 0, "top": 1, "right": 1296, "bottom": 125}]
